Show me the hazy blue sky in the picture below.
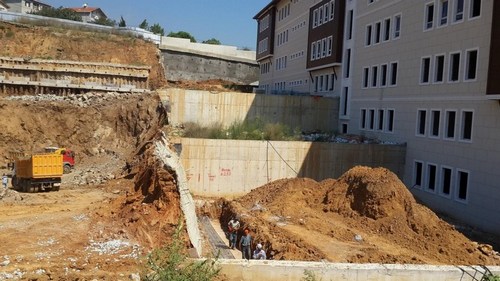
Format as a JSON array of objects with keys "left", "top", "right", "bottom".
[{"left": 42, "top": 0, "right": 270, "bottom": 49}]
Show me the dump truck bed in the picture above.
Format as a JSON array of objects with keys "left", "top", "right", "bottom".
[{"left": 15, "top": 154, "right": 63, "bottom": 179}]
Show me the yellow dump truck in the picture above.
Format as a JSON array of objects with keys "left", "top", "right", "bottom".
[{"left": 12, "top": 153, "right": 63, "bottom": 192}]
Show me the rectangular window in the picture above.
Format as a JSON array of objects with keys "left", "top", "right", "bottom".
[
  {"left": 390, "top": 62, "right": 398, "bottom": 86},
  {"left": 421, "top": 57, "right": 431, "bottom": 83},
  {"left": 470, "top": 0, "right": 481, "bottom": 18},
  {"left": 454, "top": 0, "right": 464, "bottom": 21},
  {"left": 329, "top": 74, "right": 334, "bottom": 91},
  {"left": 425, "top": 3, "right": 435, "bottom": 29},
  {"left": 369, "top": 109, "right": 375, "bottom": 130},
  {"left": 345, "top": 49, "right": 351, "bottom": 78},
  {"left": 417, "top": 110, "right": 427, "bottom": 136},
  {"left": 311, "top": 42, "right": 316, "bottom": 60},
  {"left": 342, "top": 87, "right": 349, "bottom": 116},
  {"left": 366, "top": 25, "right": 373, "bottom": 46},
  {"left": 393, "top": 14, "right": 401, "bottom": 38},
  {"left": 371, "top": 66, "right": 378, "bottom": 87},
  {"left": 457, "top": 170, "right": 469, "bottom": 201},
  {"left": 347, "top": 10, "right": 353, "bottom": 40},
  {"left": 374, "top": 22, "right": 381, "bottom": 44},
  {"left": 327, "top": 36, "right": 333, "bottom": 56},
  {"left": 445, "top": 110, "right": 456, "bottom": 139},
  {"left": 431, "top": 110, "right": 441, "bottom": 137},
  {"left": 434, "top": 55, "right": 445, "bottom": 82},
  {"left": 330, "top": 0, "right": 335, "bottom": 20},
  {"left": 441, "top": 167, "right": 452, "bottom": 195},
  {"left": 465, "top": 49, "right": 478, "bottom": 80},
  {"left": 378, "top": 109, "right": 384, "bottom": 131},
  {"left": 461, "top": 110, "right": 473, "bottom": 141},
  {"left": 414, "top": 161, "right": 424, "bottom": 187},
  {"left": 324, "top": 3, "right": 330, "bottom": 23},
  {"left": 439, "top": 0, "right": 449, "bottom": 26},
  {"left": 313, "top": 9, "right": 319, "bottom": 27},
  {"left": 319, "top": 6, "right": 323, "bottom": 25},
  {"left": 380, "top": 64, "right": 387, "bottom": 87},
  {"left": 361, "top": 109, "right": 367, "bottom": 129},
  {"left": 383, "top": 18, "right": 391, "bottom": 41},
  {"left": 387, "top": 109, "right": 394, "bottom": 132},
  {"left": 363, "top": 67, "right": 369, "bottom": 88},
  {"left": 322, "top": 38, "right": 327, "bottom": 57},
  {"left": 427, "top": 164, "right": 437, "bottom": 191},
  {"left": 449, "top": 52, "right": 461, "bottom": 82}
]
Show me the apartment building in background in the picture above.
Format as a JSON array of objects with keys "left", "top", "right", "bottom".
[
  {"left": 254, "top": 0, "right": 500, "bottom": 235},
  {"left": 4, "top": 0, "right": 50, "bottom": 13}
]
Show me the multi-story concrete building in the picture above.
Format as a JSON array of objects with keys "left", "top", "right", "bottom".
[
  {"left": 4, "top": 0, "right": 50, "bottom": 14},
  {"left": 255, "top": 0, "right": 500, "bottom": 235}
]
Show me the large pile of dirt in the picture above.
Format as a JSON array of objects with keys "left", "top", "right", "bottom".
[{"left": 221, "top": 166, "right": 500, "bottom": 265}]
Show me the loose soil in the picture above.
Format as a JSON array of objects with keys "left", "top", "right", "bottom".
[{"left": 0, "top": 19, "right": 499, "bottom": 280}]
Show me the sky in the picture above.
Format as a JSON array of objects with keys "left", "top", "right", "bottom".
[{"left": 42, "top": 0, "right": 271, "bottom": 50}]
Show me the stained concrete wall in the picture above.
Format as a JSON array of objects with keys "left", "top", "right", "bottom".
[
  {"left": 167, "top": 88, "right": 339, "bottom": 133},
  {"left": 215, "top": 260, "right": 500, "bottom": 281},
  {"left": 180, "top": 138, "right": 405, "bottom": 197}
]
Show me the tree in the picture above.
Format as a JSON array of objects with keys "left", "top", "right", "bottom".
[
  {"left": 118, "top": 16, "right": 126, "bottom": 27},
  {"left": 149, "top": 23, "right": 165, "bottom": 36},
  {"left": 93, "top": 17, "right": 116, "bottom": 27},
  {"left": 167, "top": 31, "right": 196, "bottom": 43},
  {"left": 30, "top": 6, "right": 82, "bottom": 22},
  {"left": 202, "top": 38, "right": 221, "bottom": 45},
  {"left": 139, "top": 19, "right": 149, "bottom": 30}
]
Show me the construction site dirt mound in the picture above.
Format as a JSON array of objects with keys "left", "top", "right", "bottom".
[
  {"left": 0, "top": 21, "right": 167, "bottom": 89},
  {"left": 218, "top": 166, "right": 500, "bottom": 265}
]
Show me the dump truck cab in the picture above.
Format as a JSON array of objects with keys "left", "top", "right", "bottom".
[{"left": 44, "top": 147, "right": 75, "bottom": 173}]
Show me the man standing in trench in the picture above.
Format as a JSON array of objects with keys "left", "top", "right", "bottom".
[
  {"left": 240, "top": 228, "right": 252, "bottom": 260},
  {"left": 227, "top": 217, "right": 240, "bottom": 249}
]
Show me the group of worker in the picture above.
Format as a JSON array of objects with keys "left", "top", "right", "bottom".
[{"left": 227, "top": 217, "right": 266, "bottom": 260}]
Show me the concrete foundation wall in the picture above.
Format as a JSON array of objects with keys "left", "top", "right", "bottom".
[
  {"left": 161, "top": 49, "right": 258, "bottom": 85},
  {"left": 215, "top": 260, "right": 500, "bottom": 281},
  {"left": 180, "top": 138, "right": 405, "bottom": 197},
  {"left": 167, "top": 88, "right": 339, "bottom": 133}
]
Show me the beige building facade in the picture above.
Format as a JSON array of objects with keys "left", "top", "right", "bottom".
[{"left": 255, "top": 0, "right": 500, "bottom": 234}]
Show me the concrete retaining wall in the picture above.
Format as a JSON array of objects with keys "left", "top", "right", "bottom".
[
  {"left": 155, "top": 134, "right": 202, "bottom": 257},
  {"left": 180, "top": 138, "right": 406, "bottom": 197},
  {"left": 167, "top": 88, "right": 339, "bottom": 133},
  {"left": 215, "top": 260, "right": 500, "bottom": 281}
]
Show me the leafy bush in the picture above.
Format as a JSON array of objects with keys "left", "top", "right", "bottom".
[
  {"left": 143, "top": 222, "right": 220, "bottom": 281},
  {"left": 31, "top": 6, "right": 82, "bottom": 22},
  {"left": 483, "top": 274, "right": 500, "bottom": 281},
  {"left": 302, "top": 270, "right": 321, "bottom": 281}
]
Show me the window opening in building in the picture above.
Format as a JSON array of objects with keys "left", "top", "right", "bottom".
[
  {"left": 363, "top": 67, "right": 369, "bottom": 88},
  {"left": 369, "top": 109, "right": 375, "bottom": 130},
  {"left": 417, "top": 110, "right": 427, "bottom": 136},
  {"left": 387, "top": 109, "right": 395, "bottom": 132},
  {"left": 342, "top": 87, "right": 349, "bottom": 116},
  {"left": 383, "top": 18, "right": 391, "bottom": 41},
  {"left": 366, "top": 25, "right": 373, "bottom": 46},
  {"left": 470, "top": 0, "right": 481, "bottom": 18},
  {"left": 342, "top": 123, "right": 348, "bottom": 134},
  {"left": 414, "top": 161, "right": 423, "bottom": 187},
  {"left": 439, "top": 0, "right": 449, "bottom": 26},
  {"left": 445, "top": 111, "right": 456, "bottom": 139},
  {"left": 431, "top": 110, "right": 440, "bottom": 137},
  {"left": 449, "top": 52, "right": 460, "bottom": 82},
  {"left": 390, "top": 62, "right": 398, "bottom": 85},
  {"left": 435, "top": 55, "right": 445, "bottom": 82},
  {"left": 381, "top": 64, "right": 387, "bottom": 86},
  {"left": 461, "top": 111, "right": 473, "bottom": 141},
  {"left": 375, "top": 22, "right": 381, "bottom": 44},
  {"left": 427, "top": 164, "right": 437, "bottom": 191},
  {"left": 466, "top": 49, "right": 478, "bottom": 80},
  {"left": 421, "top": 57, "right": 431, "bottom": 83},
  {"left": 330, "top": 0, "right": 335, "bottom": 20},
  {"left": 371, "top": 66, "right": 378, "bottom": 87},
  {"left": 441, "top": 167, "right": 452, "bottom": 195},
  {"left": 345, "top": 49, "right": 351, "bottom": 78},
  {"left": 347, "top": 10, "right": 353, "bottom": 40},
  {"left": 454, "top": 0, "right": 464, "bottom": 21},
  {"left": 457, "top": 170, "right": 469, "bottom": 200},
  {"left": 378, "top": 109, "right": 384, "bottom": 131},
  {"left": 361, "top": 109, "right": 367, "bottom": 129},
  {"left": 425, "top": 3, "right": 435, "bottom": 29},
  {"left": 394, "top": 15, "right": 401, "bottom": 38}
]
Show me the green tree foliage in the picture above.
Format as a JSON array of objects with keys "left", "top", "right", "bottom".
[
  {"left": 202, "top": 38, "right": 221, "bottom": 45},
  {"left": 167, "top": 31, "right": 196, "bottom": 43},
  {"left": 139, "top": 19, "right": 149, "bottom": 30},
  {"left": 118, "top": 16, "right": 126, "bottom": 27},
  {"left": 92, "top": 17, "right": 116, "bottom": 27},
  {"left": 143, "top": 221, "right": 220, "bottom": 281},
  {"left": 149, "top": 23, "right": 165, "bottom": 36},
  {"left": 30, "top": 6, "right": 82, "bottom": 22}
]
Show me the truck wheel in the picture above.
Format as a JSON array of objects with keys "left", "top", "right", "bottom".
[{"left": 63, "top": 164, "right": 71, "bottom": 174}]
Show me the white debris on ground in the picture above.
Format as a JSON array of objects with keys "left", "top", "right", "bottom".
[
  {"left": 5, "top": 92, "right": 144, "bottom": 108},
  {"left": 85, "top": 240, "right": 141, "bottom": 259},
  {"left": 37, "top": 237, "right": 57, "bottom": 247},
  {"left": 72, "top": 214, "right": 89, "bottom": 221}
]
